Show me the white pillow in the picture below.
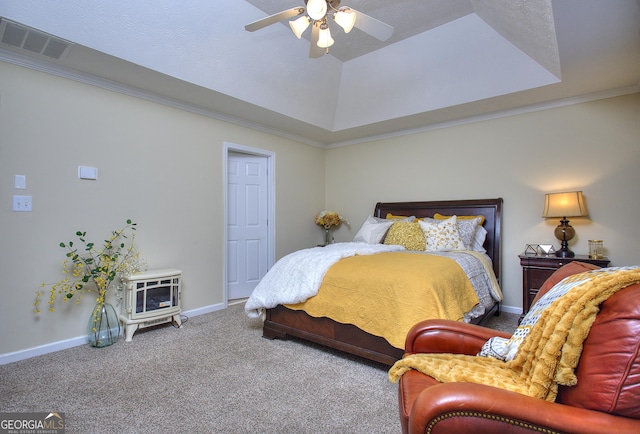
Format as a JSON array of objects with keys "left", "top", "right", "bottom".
[
  {"left": 471, "top": 226, "right": 488, "bottom": 252},
  {"left": 418, "top": 216, "right": 466, "bottom": 251},
  {"left": 352, "top": 216, "right": 393, "bottom": 244}
]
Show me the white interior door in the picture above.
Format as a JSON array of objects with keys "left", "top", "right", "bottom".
[{"left": 227, "top": 152, "right": 269, "bottom": 300}]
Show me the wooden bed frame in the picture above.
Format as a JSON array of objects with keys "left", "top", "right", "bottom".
[{"left": 262, "top": 198, "right": 503, "bottom": 366}]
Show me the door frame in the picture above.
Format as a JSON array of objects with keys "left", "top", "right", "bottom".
[{"left": 223, "top": 142, "right": 276, "bottom": 306}]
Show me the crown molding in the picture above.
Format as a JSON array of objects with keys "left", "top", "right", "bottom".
[
  {"left": 2, "top": 47, "right": 638, "bottom": 150},
  {"left": 326, "top": 84, "right": 640, "bottom": 148},
  {"left": 0, "top": 47, "right": 326, "bottom": 148}
]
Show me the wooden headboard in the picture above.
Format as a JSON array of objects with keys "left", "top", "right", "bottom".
[{"left": 374, "top": 198, "right": 503, "bottom": 283}]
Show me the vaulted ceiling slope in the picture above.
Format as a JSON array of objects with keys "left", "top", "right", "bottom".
[{"left": 1, "top": 1, "right": 639, "bottom": 147}]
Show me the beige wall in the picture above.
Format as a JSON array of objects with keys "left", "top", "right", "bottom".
[
  {"left": 2, "top": 59, "right": 639, "bottom": 359},
  {"left": 326, "top": 93, "right": 640, "bottom": 308},
  {"left": 0, "top": 62, "right": 325, "bottom": 356}
]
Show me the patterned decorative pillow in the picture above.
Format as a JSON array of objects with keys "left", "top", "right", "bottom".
[
  {"left": 418, "top": 216, "right": 466, "bottom": 251},
  {"left": 433, "top": 214, "right": 483, "bottom": 249},
  {"left": 383, "top": 221, "right": 425, "bottom": 251},
  {"left": 352, "top": 216, "right": 393, "bottom": 244},
  {"left": 457, "top": 217, "right": 483, "bottom": 249}
]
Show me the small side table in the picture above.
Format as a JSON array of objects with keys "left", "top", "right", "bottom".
[{"left": 518, "top": 254, "right": 610, "bottom": 317}]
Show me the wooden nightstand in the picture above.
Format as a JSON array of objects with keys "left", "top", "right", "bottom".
[{"left": 518, "top": 254, "right": 610, "bottom": 317}]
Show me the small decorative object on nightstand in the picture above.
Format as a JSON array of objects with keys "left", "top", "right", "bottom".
[
  {"left": 519, "top": 254, "right": 610, "bottom": 319},
  {"left": 588, "top": 239, "right": 604, "bottom": 259}
]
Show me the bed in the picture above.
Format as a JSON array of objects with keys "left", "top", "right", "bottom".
[{"left": 250, "top": 198, "right": 503, "bottom": 366}]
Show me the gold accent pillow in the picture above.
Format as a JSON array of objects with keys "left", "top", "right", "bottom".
[
  {"left": 385, "top": 213, "right": 416, "bottom": 221},
  {"left": 383, "top": 221, "right": 425, "bottom": 251},
  {"left": 434, "top": 213, "right": 485, "bottom": 225},
  {"left": 418, "top": 216, "right": 466, "bottom": 251}
]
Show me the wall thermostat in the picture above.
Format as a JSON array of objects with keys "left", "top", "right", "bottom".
[{"left": 78, "top": 166, "right": 98, "bottom": 180}]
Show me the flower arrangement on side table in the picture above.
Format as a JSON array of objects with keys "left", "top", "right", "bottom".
[
  {"left": 34, "top": 219, "right": 144, "bottom": 347},
  {"left": 315, "top": 210, "right": 349, "bottom": 245}
]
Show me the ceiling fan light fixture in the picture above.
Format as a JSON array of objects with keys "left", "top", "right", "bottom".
[
  {"left": 317, "top": 24, "right": 334, "bottom": 48},
  {"left": 334, "top": 8, "right": 356, "bottom": 33},
  {"left": 243, "top": 2, "right": 394, "bottom": 58},
  {"left": 289, "top": 15, "right": 311, "bottom": 38},
  {"left": 306, "top": 0, "right": 328, "bottom": 21}
]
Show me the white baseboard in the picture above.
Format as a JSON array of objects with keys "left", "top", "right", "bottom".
[
  {"left": 181, "top": 302, "right": 226, "bottom": 318},
  {"left": 0, "top": 335, "right": 87, "bottom": 366},
  {"left": 500, "top": 304, "right": 522, "bottom": 315},
  {"left": 0, "top": 302, "right": 227, "bottom": 365}
]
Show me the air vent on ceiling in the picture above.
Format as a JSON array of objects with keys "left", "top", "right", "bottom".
[{"left": 0, "top": 18, "right": 73, "bottom": 60}]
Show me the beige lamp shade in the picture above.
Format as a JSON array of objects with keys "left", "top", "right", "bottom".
[{"left": 542, "top": 191, "right": 588, "bottom": 218}]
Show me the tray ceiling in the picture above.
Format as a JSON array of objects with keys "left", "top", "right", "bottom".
[{"left": 0, "top": 0, "right": 638, "bottom": 147}]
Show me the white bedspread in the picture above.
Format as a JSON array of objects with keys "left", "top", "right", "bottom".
[{"left": 245, "top": 242, "right": 404, "bottom": 318}]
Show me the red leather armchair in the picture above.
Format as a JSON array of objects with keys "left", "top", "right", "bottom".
[{"left": 397, "top": 262, "right": 640, "bottom": 434}]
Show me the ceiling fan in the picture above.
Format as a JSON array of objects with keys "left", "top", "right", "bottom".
[{"left": 245, "top": 0, "right": 394, "bottom": 58}]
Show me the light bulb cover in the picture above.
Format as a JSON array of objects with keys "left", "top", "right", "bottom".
[
  {"left": 289, "top": 16, "right": 311, "bottom": 38},
  {"left": 317, "top": 25, "right": 334, "bottom": 48},
  {"left": 307, "top": 0, "right": 328, "bottom": 21},
  {"left": 334, "top": 9, "right": 356, "bottom": 33}
]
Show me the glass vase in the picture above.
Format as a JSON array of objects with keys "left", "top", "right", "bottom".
[
  {"left": 87, "top": 302, "right": 120, "bottom": 348},
  {"left": 323, "top": 227, "right": 332, "bottom": 245}
]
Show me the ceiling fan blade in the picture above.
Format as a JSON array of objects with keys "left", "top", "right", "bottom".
[
  {"left": 245, "top": 7, "right": 305, "bottom": 32},
  {"left": 309, "top": 22, "right": 324, "bottom": 58},
  {"left": 351, "top": 9, "right": 394, "bottom": 41}
]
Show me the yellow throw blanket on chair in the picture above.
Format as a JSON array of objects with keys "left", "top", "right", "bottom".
[{"left": 388, "top": 266, "right": 640, "bottom": 401}]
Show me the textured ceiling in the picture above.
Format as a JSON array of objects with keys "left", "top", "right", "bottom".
[
  {"left": 245, "top": 0, "right": 561, "bottom": 74},
  {"left": 0, "top": 1, "right": 639, "bottom": 147},
  {"left": 245, "top": 0, "right": 476, "bottom": 62}
]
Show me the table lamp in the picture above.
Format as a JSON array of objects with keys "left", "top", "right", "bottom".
[{"left": 541, "top": 191, "right": 588, "bottom": 258}]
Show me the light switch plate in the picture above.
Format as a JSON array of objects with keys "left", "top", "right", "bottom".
[{"left": 13, "top": 195, "right": 32, "bottom": 211}]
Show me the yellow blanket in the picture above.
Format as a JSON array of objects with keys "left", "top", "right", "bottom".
[
  {"left": 286, "top": 252, "right": 480, "bottom": 349},
  {"left": 389, "top": 266, "right": 640, "bottom": 401}
]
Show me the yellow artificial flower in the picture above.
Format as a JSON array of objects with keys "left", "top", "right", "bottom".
[
  {"left": 34, "top": 219, "right": 142, "bottom": 315},
  {"left": 315, "top": 210, "right": 349, "bottom": 229}
]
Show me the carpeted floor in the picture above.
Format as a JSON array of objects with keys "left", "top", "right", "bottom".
[
  {"left": 0, "top": 304, "right": 518, "bottom": 433},
  {"left": 483, "top": 308, "right": 520, "bottom": 333}
]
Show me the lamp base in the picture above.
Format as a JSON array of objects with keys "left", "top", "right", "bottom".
[
  {"left": 554, "top": 218, "right": 576, "bottom": 258},
  {"left": 555, "top": 247, "right": 575, "bottom": 258}
]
